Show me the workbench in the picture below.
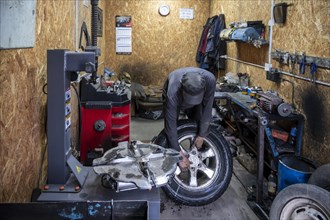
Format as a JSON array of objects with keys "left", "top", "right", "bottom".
[
  {"left": 0, "top": 168, "right": 160, "bottom": 220},
  {"left": 214, "top": 92, "right": 305, "bottom": 219}
]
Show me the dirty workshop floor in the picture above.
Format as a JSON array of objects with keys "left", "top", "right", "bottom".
[{"left": 130, "top": 117, "right": 259, "bottom": 220}]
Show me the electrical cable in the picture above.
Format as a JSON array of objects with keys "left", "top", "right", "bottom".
[
  {"left": 36, "top": 141, "right": 48, "bottom": 188},
  {"left": 35, "top": 101, "right": 48, "bottom": 189},
  {"left": 281, "top": 78, "right": 295, "bottom": 109},
  {"left": 42, "top": 83, "right": 47, "bottom": 94},
  {"left": 70, "top": 83, "right": 82, "bottom": 154},
  {"left": 79, "top": 21, "right": 91, "bottom": 50}
]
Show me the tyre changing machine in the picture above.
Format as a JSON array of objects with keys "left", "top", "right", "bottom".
[{"left": 0, "top": 50, "right": 160, "bottom": 220}]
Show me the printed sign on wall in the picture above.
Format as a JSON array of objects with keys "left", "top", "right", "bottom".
[{"left": 116, "top": 16, "right": 132, "bottom": 54}]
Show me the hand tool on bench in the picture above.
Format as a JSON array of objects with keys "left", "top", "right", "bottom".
[
  {"left": 310, "top": 62, "right": 317, "bottom": 83},
  {"left": 299, "top": 52, "right": 306, "bottom": 75}
]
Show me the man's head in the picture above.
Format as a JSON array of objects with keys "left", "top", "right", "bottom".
[{"left": 181, "top": 72, "right": 206, "bottom": 105}]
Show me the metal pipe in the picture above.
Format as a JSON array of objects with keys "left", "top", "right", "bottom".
[
  {"left": 268, "top": 0, "right": 275, "bottom": 64},
  {"left": 279, "top": 70, "right": 330, "bottom": 87},
  {"left": 281, "top": 78, "right": 295, "bottom": 109},
  {"left": 221, "top": 55, "right": 330, "bottom": 87},
  {"left": 221, "top": 55, "right": 265, "bottom": 69},
  {"left": 75, "top": 0, "right": 79, "bottom": 51}
]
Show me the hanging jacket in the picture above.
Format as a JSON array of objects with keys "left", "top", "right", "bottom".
[
  {"left": 214, "top": 14, "right": 227, "bottom": 70},
  {"left": 196, "top": 14, "right": 227, "bottom": 72},
  {"left": 196, "top": 16, "right": 217, "bottom": 63}
]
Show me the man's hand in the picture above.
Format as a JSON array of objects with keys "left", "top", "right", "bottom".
[
  {"left": 194, "top": 136, "right": 204, "bottom": 150},
  {"left": 179, "top": 151, "right": 190, "bottom": 171}
]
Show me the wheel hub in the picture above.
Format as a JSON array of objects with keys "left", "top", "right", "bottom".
[
  {"left": 189, "top": 148, "right": 201, "bottom": 168},
  {"left": 281, "top": 198, "right": 329, "bottom": 220},
  {"left": 175, "top": 135, "right": 219, "bottom": 190},
  {"left": 291, "top": 204, "right": 328, "bottom": 220}
]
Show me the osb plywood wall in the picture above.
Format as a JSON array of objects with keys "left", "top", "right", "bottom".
[
  {"left": 211, "top": 0, "right": 330, "bottom": 164},
  {"left": 104, "top": 0, "right": 209, "bottom": 87},
  {"left": 0, "top": 0, "right": 106, "bottom": 202}
]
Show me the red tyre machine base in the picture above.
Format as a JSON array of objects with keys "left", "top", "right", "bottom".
[
  {"left": 79, "top": 75, "right": 131, "bottom": 164},
  {"left": 80, "top": 101, "right": 112, "bottom": 164}
]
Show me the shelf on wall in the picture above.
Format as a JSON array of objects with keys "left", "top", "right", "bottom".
[{"left": 220, "top": 27, "right": 268, "bottom": 47}]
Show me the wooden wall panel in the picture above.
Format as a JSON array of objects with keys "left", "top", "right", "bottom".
[
  {"left": 211, "top": 0, "right": 330, "bottom": 164},
  {"left": 0, "top": 0, "right": 106, "bottom": 202},
  {"left": 104, "top": 0, "right": 209, "bottom": 87},
  {"left": 0, "top": 0, "right": 75, "bottom": 203}
]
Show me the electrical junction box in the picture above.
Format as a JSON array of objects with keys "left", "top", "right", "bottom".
[{"left": 0, "top": 0, "right": 36, "bottom": 49}]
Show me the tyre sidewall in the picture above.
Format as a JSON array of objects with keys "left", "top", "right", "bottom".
[
  {"left": 308, "top": 163, "right": 330, "bottom": 191},
  {"left": 269, "top": 183, "right": 330, "bottom": 220},
  {"left": 154, "top": 120, "right": 233, "bottom": 206}
]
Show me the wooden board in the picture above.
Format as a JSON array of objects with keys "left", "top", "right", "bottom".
[{"left": 0, "top": 0, "right": 107, "bottom": 202}]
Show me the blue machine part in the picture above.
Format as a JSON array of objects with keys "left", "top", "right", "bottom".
[
  {"left": 265, "top": 127, "right": 279, "bottom": 158},
  {"left": 230, "top": 27, "right": 260, "bottom": 42}
]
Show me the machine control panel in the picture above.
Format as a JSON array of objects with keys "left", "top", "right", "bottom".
[
  {"left": 65, "top": 88, "right": 71, "bottom": 130},
  {"left": 65, "top": 116, "right": 71, "bottom": 130},
  {"left": 65, "top": 103, "right": 71, "bottom": 116},
  {"left": 65, "top": 89, "right": 71, "bottom": 102}
]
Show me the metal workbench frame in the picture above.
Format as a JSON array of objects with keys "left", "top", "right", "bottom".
[{"left": 214, "top": 92, "right": 305, "bottom": 219}]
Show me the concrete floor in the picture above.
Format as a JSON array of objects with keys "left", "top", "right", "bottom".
[{"left": 130, "top": 117, "right": 259, "bottom": 220}]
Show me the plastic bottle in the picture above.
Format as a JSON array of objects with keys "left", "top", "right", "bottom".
[
  {"left": 267, "top": 170, "right": 277, "bottom": 199},
  {"left": 289, "top": 127, "right": 297, "bottom": 145}
]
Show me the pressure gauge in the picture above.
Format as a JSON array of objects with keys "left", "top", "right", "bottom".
[{"left": 159, "top": 5, "right": 170, "bottom": 16}]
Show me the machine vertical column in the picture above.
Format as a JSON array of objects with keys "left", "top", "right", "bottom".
[{"left": 47, "top": 50, "right": 72, "bottom": 184}]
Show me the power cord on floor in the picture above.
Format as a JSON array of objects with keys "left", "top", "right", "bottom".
[
  {"left": 35, "top": 91, "right": 48, "bottom": 189},
  {"left": 36, "top": 141, "right": 48, "bottom": 188}
]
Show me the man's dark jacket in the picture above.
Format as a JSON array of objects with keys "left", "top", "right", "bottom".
[{"left": 163, "top": 67, "right": 216, "bottom": 151}]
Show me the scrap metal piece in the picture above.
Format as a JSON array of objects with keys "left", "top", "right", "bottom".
[{"left": 93, "top": 141, "right": 180, "bottom": 191}]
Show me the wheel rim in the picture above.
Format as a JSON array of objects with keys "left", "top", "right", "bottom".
[
  {"left": 174, "top": 134, "right": 220, "bottom": 191},
  {"left": 280, "top": 198, "right": 329, "bottom": 220}
]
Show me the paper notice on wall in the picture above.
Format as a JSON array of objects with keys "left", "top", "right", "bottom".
[
  {"left": 179, "top": 8, "right": 194, "bottom": 20},
  {"left": 116, "top": 16, "right": 132, "bottom": 54},
  {"left": 116, "top": 27, "right": 132, "bottom": 54}
]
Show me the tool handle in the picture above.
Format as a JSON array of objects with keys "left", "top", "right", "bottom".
[
  {"left": 310, "top": 62, "right": 318, "bottom": 74},
  {"left": 299, "top": 60, "right": 305, "bottom": 74}
]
